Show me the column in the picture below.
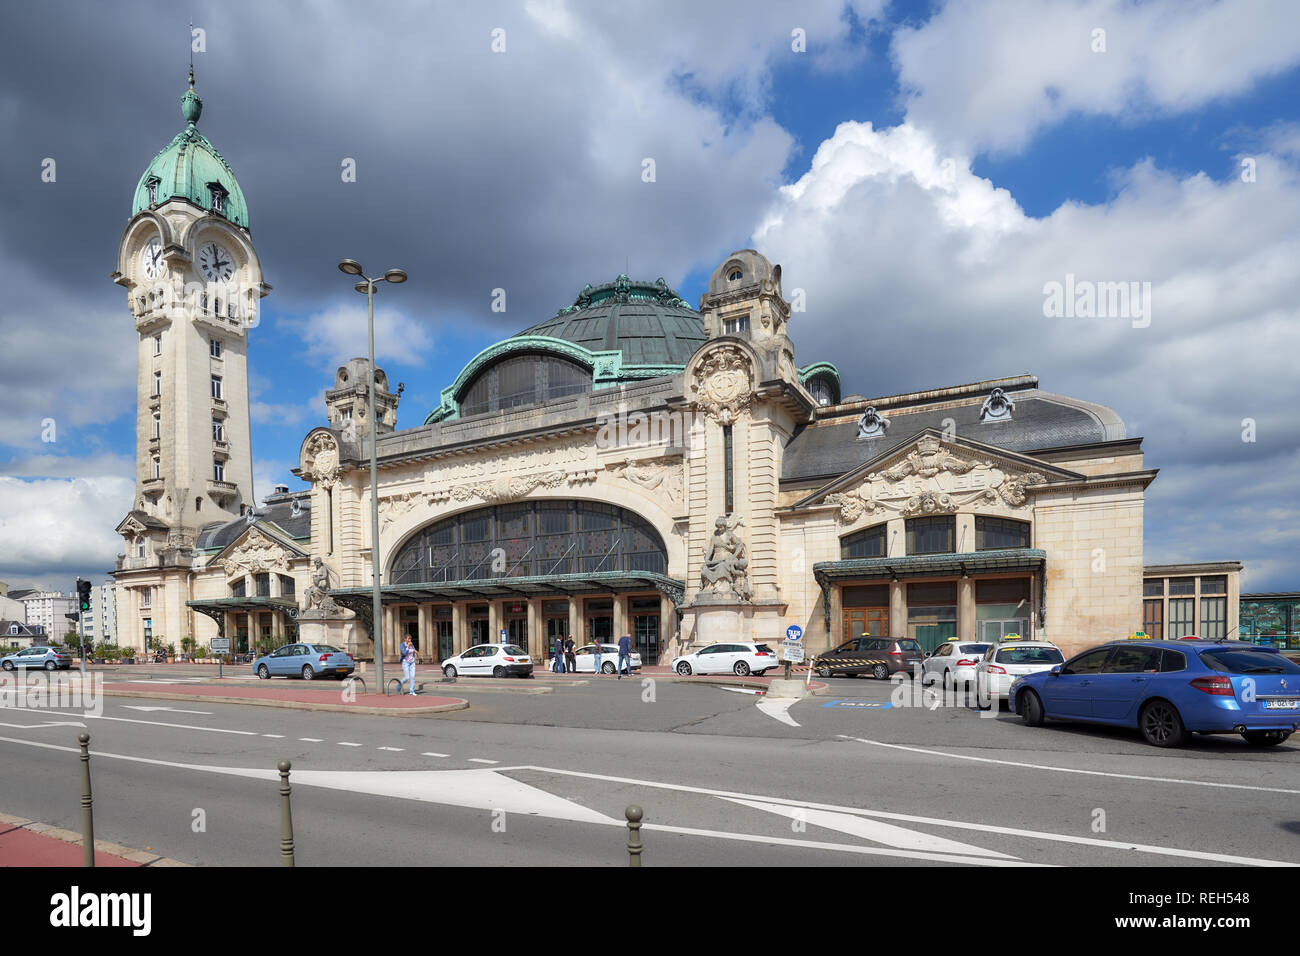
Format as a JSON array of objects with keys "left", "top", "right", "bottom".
[
  {"left": 526, "top": 598, "right": 541, "bottom": 660},
  {"left": 417, "top": 603, "right": 429, "bottom": 660},
  {"left": 659, "top": 594, "right": 673, "bottom": 665},
  {"left": 451, "top": 602, "right": 465, "bottom": 655},
  {"left": 889, "top": 580, "right": 905, "bottom": 639},
  {"left": 612, "top": 594, "right": 626, "bottom": 640},
  {"left": 955, "top": 513, "right": 976, "bottom": 554},
  {"left": 568, "top": 599, "right": 581, "bottom": 648},
  {"left": 488, "top": 601, "right": 500, "bottom": 644},
  {"left": 886, "top": 518, "right": 906, "bottom": 557},
  {"left": 957, "top": 577, "right": 975, "bottom": 642},
  {"left": 384, "top": 605, "right": 398, "bottom": 660}
]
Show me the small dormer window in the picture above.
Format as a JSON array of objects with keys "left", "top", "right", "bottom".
[
  {"left": 208, "top": 183, "right": 227, "bottom": 215},
  {"left": 724, "top": 316, "right": 749, "bottom": 334},
  {"left": 728, "top": 270, "right": 743, "bottom": 282},
  {"left": 146, "top": 178, "right": 159, "bottom": 205}
]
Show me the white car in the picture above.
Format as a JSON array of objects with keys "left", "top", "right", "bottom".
[
  {"left": 440, "top": 643, "right": 533, "bottom": 678},
  {"left": 572, "top": 643, "right": 642, "bottom": 675},
  {"left": 922, "top": 641, "right": 992, "bottom": 688},
  {"left": 975, "top": 640, "right": 1064, "bottom": 702},
  {"left": 670, "top": 642, "right": 777, "bottom": 677}
]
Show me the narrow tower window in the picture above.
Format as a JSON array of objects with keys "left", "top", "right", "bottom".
[{"left": 723, "top": 424, "right": 734, "bottom": 515}]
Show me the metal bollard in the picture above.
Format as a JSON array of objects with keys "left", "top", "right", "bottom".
[
  {"left": 78, "top": 733, "right": 95, "bottom": 867},
  {"left": 625, "top": 805, "right": 643, "bottom": 867},
  {"left": 278, "top": 759, "right": 295, "bottom": 867}
]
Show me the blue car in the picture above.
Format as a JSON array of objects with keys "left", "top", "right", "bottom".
[
  {"left": 252, "top": 643, "right": 355, "bottom": 680},
  {"left": 1008, "top": 639, "right": 1300, "bottom": 748}
]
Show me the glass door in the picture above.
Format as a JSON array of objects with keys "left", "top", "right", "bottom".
[{"left": 435, "top": 620, "right": 454, "bottom": 661}]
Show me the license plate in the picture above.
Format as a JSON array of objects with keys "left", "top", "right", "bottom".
[{"left": 1264, "top": 698, "right": 1299, "bottom": 709}]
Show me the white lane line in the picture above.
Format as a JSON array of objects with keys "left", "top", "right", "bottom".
[
  {"left": 378, "top": 746, "right": 404, "bottom": 752},
  {"left": 467, "top": 758, "right": 498, "bottom": 764},
  {"left": 299, "top": 738, "right": 324, "bottom": 743},
  {"left": 122, "top": 705, "right": 214, "bottom": 715},
  {"left": 502, "top": 764, "right": 1298, "bottom": 867},
  {"left": 262, "top": 734, "right": 285, "bottom": 739},
  {"left": 337, "top": 742, "right": 362, "bottom": 747},
  {"left": 1, "top": 706, "right": 258, "bottom": 737},
  {"left": 719, "top": 687, "right": 762, "bottom": 695},
  {"left": 421, "top": 752, "right": 449, "bottom": 757},
  {"left": 837, "top": 734, "right": 1300, "bottom": 795}
]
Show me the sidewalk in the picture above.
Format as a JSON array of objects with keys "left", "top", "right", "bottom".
[
  {"left": 101, "top": 680, "right": 468, "bottom": 716},
  {"left": 0, "top": 812, "right": 187, "bottom": 867}
]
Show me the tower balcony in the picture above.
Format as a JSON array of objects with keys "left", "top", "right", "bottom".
[
  {"left": 207, "top": 480, "right": 238, "bottom": 506},
  {"left": 140, "top": 477, "right": 165, "bottom": 501},
  {"left": 211, "top": 397, "right": 228, "bottom": 418}
]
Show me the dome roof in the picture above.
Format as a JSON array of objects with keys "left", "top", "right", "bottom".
[
  {"left": 516, "top": 275, "right": 706, "bottom": 367},
  {"left": 131, "top": 76, "right": 249, "bottom": 229}
]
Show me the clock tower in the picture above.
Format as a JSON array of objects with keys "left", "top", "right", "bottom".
[{"left": 110, "top": 71, "right": 270, "bottom": 650}]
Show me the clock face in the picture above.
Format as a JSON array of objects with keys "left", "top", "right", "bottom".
[
  {"left": 198, "top": 241, "right": 235, "bottom": 283},
  {"left": 140, "top": 238, "right": 164, "bottom": 279}
]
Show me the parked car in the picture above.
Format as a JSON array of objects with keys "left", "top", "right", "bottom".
[
  {"left": 1, "top": 646, "right": 74, "bottom": 671},
  {"left": 571, "top": 643, "right": 642, "bottom": 675},
  {"left": 922, "top": 642, "right": 992, "bottom": 688},
  {"left": 253, "top": 643, "right": 355, "bottom": 680},
  {"left": 440, "top": 643, "right": 533, "bottom": 678},
  {"left": 813, "top": 637, "right": 924, "bottom": 680},
  {"left": 975, "top": 640, "right": 1064, "bottom": 702},
  {"left": 1009, "top": 639, "right": 1300, "bottom": 748},
  {"left": 670, "top": 642, "right": 777, "bottom": 676}
]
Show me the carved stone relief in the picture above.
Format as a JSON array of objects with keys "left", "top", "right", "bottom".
[{"left": 690, "top": 345, "right": 755, "bottom": 425}]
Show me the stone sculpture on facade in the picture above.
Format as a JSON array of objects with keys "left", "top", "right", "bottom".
[
  {"left": 690, "top": 345, "right": 755, "bottom": 425},
  {"left": 700, "top": 515, "right": 752, "bottom": 601},
  {"left": 301, "top": 556, "right": 342, "bottom": 615}
]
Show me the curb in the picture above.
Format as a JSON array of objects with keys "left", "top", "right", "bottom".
[
  {"left": 0, "top": 811, "right": 190, "bottom": 867},
  {"left": 101, "top": 687, "right": 469, "bottom": 716}
]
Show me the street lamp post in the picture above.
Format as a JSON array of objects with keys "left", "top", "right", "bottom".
[{"left": 337, "top": 259, "right": 407, "bottom": 692}]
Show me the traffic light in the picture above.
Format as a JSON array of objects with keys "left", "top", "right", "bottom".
[{"left": 76, "top": 579, "right": 92, "bottom": 613}]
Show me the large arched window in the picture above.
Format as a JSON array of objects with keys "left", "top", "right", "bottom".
[
  {"left": 841, "top": 523, "right": 887, "bottom": 559},
  {"left": 391, "top": 501, "right": 666, "bottom": 584},
  {"left": 460, "top": 354, "right": 592, "bottom": 417}
]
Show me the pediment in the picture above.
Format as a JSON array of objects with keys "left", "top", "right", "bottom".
[
  {"left": 793, "top": 429, "right": 1082, "bottom": 522},
  {"left": 211, "top": 524, "right": 307, "bottom": 577}
]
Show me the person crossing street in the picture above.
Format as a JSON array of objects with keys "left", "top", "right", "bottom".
[{"left": 617, "top": 633, "right": 632, "bottom": 679}]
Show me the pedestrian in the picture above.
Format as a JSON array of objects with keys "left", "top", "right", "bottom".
[
  {"left": 564, "top": 637, "right": 576, "bottom": 674},
  {"left": 617, "top": 633, "right": 632, "bottom": 679},
  {"left": 553, "top": 637, "right": 564, "bottom": 673},
  {"left": 400, "top": 635, "right": 418, "bottom": 696},
  {"left": 592, "top": 642, "right": 603, "bottom": 676}
]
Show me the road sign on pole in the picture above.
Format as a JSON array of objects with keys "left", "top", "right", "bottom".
[{"left": 786, "top": 625, "right": 803, "bottom": 642}]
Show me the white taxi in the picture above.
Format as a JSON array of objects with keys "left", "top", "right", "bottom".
[
  {"left": 975, "top": 637, "right": 1064, "bottom": 703},
  {"left": 440, "top": 643, "right": 533, "bottom": 678}
]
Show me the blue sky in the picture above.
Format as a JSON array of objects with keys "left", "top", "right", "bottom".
[{"left": 2, "top": 0, "right": 1299, "bottom": 593}]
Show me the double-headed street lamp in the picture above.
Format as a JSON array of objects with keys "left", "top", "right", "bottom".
[{"left": 337, "top": 258, "right": 407, "bottom": 691}]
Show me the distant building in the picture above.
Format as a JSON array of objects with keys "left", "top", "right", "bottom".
[
  {"left": 19, "top": 591, "right": 78, "bottom": 641},
  {"left": 1239, "top": 593, "right": 1300, "bottom": 648},
  {"left": 1141, "top": 563, "right": 1242, "bottom": 641},
  {"left": 1, "top": 620, "right": 52, "bottom": 648},
  {"left": 81, "top": 582, "right": 118, "bottom": 645},
  {"left": 0, "top": 581, "right": 25, "bottom": 622}
]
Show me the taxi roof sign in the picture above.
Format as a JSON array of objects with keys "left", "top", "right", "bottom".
[
  {"left": 1127, "top": 630, "right": 1151, "bottom": 640},
  {"left": 995, "top": 633, "right": 1023, "bottom": 643}
]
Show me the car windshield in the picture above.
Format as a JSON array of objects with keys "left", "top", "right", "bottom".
[
  {"left": 1200, "top": 648, "right": 1300, "bottom": 674},
  {"left": 502, "top": 645, "right": 527, "bottom": 656},
  {"left": 896, "top": 640, "right": 922, "bottom": 652},
  {"left": 996, "top": 646, "right": 1064, "bottom": 664}
]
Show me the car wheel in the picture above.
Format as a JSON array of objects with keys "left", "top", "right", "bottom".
[
  {"left": 676, "top": 662, "right": 692, "bottom": 676},
  {"left": 734, "top": 661, "right": 751, "bottom": 676},
  {"left": 1, "top": 661, "right": 13, "bottom": 672},
  {"left": 45, "top": 660, "right": 56, "bottom": 671},
  {"left": 1020, "top": 690, "right": 1045, "bottom": 726},
  {"left": 872, "top": 663, "right": 889, "bottom": 681},
  {"left": 942, "top": 669, "right": 954, "bottom": 691},
  {"left": 1139, "top": 699, "right": 1189, "bottom": 748},
  {"left": 602, "top": 662, "right": 616, "bottom": 674},
  {"left": 301, "top": 665, "right": 315, "bottom": 681},
  {"left": 1242, "top": 730, "right": 1291, "bottom": 747},
  {"left": 493, "top": 665, "right": 505, "bottom": 678},
  {"left": 816, "top": 664, "right": 832, "bottom": 678},
  {"left": 257, "top": 664, "right": 270, "bottom": 680},
  {"left": 443, "top": 665, "right": 458, "bottom": 678}
]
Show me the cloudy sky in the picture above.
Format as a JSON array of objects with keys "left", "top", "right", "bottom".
[{"left": 1, "top": 0, "right": 1297, "bottom": 594}]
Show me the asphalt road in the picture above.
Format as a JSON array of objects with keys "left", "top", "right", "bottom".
[{"left": 0, "top": 672, "right": 1297, "bottom": 866}]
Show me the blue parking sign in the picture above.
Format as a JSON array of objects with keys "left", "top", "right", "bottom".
[{"left": 786, "top": 625, "right": 803, "bottom": 642}]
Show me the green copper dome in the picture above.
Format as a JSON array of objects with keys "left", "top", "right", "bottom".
[{"left": 131, "top": 76, "right": 249, "bottom": 229}]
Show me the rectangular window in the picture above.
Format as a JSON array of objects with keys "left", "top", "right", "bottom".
[
  {"left": 140, "top": 587, "right": 152, "bottom": 608},
  {"left": 1143, "top": 579, "right": 1164, "bottom": 597},
  {"left": 213, "top": 460, "right": 225, "bottom": 482},
  {"left": 209, "top": 338, "right": 222, "bottom": 358},
  {"left": 975, "top": 517, "right": 1030, "bottom": 550},
  {"left": 723, "top": 315, "right": 749, "bottom": 334},
  {"left": 1200, "top": 576, "right": 1227, "bottom": 595},
  {"left": 152, "top": 414, "right": 160, "bottom": 439},
  {"left": 1143, "top": 599, "right": 1164, "bottom": 639},
  {"left": 212, "top": 419, "right": 224, "bottom": 442},
  {"left": 976, "top": 578, "right": 1030, "bottom": 604},
  {"left": 723, "top": 425, "right": 734, "bottom": 515},
  {"left": 1169, "top": 597, "right": 1195, "bottom": 638},
  {"left": 906, "top": 516, "right": 955, "bottom": 555},
  {"left": 154, "top": 334, "right": 162, "bottom": 355},
  {"left": 152, "top": 457, "right": 160, "bottom": 479},
  {"left": 254, "top": 573, "right": 271, "bottom": 598},
  {"left": 211, "top": 376, "right": 223, "bottom": 399},
  {"left": 1167, "top": 577, "right": 1196, "bottom": 596},
  {"left": 153, "top": 372, "right": 162, "bottom": 396},
  {"left": 1200, "top": 596, "right": 1227, "bottom": 639},
  {"left": 841, "top": 525, "right": 886, "bottom": 559},
  {"left": 230, "top": 578, "right": 245, "bottom": 598}
]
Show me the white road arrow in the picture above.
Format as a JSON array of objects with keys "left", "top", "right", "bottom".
[
  {"left": 122, "top": 705, "right": 213, "bottom": 715},
  {"left": 755, "top": 696, "right": 801, "bottom": 726}
]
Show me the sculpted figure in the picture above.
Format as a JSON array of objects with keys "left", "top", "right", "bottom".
[
  {"left": 302, "top": 556, "right": 341, "bottom": 614},
  {"left": 700, "top": 515, "right": 752, "bottom": 601}
]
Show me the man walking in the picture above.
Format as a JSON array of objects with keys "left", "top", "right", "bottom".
[
  {"left": 400, "top": 635, "right": 418, "bottom": 696},
  {"left": 564, "top": 637, "right": 576, "bottom": 675},
  {"left": 617, "top": 633, "right": 632, "bottom": 679}
]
